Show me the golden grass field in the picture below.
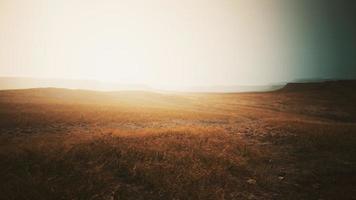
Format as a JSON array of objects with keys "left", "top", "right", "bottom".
[{"left": 0, "top": 81, "right": 356, "bottom": 200}]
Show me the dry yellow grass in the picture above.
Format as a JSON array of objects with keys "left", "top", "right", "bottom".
[{"left": 0, "top": 82, "right": 356, "bottom": 199}]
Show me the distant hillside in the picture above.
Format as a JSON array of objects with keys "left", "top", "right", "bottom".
[
  {"left": 184, "top": 84, "right": 284, "bottom": 93},
  {"left": 0, "top": 77, "right": 284, "bottom": 92},
  {"left": 278, "top": 80, "right": 356, "bottom": 93},
  {"left": 3, "top": 77, "right": 354, "bottom": 93},
  {"left": 0, "top": 77, "right": 151, "bottom": 91}
]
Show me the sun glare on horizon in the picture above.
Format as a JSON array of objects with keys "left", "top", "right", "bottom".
[
  {"left": 0, "top": 0, "right": 298, "bottom": 89},
  {"left": 1, "top": 0, "right": 355, "bottom": 90}
]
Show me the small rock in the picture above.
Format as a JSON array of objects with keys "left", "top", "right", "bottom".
[
  {"left": 278, "top": 176, "right": 285, "bottom": 180},
  {"left": 247, "top": 178, "right": 256, "bottom": 185}
]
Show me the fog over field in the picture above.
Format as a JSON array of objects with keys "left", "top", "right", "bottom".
[{"left": 0, "top": 77, "right": 286, "bottom": 92}]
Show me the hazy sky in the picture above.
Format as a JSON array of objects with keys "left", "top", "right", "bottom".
[{"left": 0, "top": 0, "right": 355, "bottom": 89}]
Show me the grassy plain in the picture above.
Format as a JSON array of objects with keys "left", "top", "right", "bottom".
[{"left": 0, "top": 81, "right": 355, "bottom": 199}]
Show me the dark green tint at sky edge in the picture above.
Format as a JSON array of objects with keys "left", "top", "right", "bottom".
[{"left": 291, "top": 0, "right": 356, "bottom": 80}]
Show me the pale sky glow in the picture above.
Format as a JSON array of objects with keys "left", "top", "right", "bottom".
[{"left": 0, "top": 0, "right": 295, "bottom": 89}]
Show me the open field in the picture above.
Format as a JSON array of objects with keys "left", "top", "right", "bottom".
[{"left": 0, "top": 81, "right": 356, "bottom": 200}]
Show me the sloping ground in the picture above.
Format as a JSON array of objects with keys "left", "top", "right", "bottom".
[
  {"left": 278, "top": 80, "right": 356, "bottom": 93},
  {"left": 0, "top": 81, "right": 355, "bottom": 199},
  {"left": 262, "top": 80, "right": 356, "bottom": 122}
]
